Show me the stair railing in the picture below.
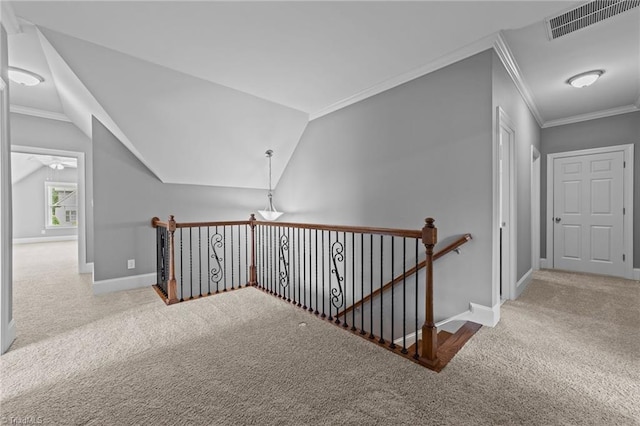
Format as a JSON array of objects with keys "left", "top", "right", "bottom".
[{"left": 151, "top": 214, "right": 471, "bottom": 369}]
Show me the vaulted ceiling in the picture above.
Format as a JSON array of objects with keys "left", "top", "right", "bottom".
[{"left": 5, "top": 1, "right": 639, "bottom": 189}]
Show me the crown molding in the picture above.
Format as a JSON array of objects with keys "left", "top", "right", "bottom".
[
  {"left": 542, "top": 104, "right": 640, "bottom": 128},
  {"left": 310, "top": 33, "right": 497, "bottom": 121},
  {"left": 1, "top": 1, "right": 22, "bottom": 34},
  {"left": 492, "top": 31, "right": 544, "bottom": 127},
  {"left": 10, "top": 104, "right": 71, "bottom": 122}
]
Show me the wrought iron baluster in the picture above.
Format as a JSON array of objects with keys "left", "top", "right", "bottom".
[
  {"left": 287, "top": 227, "right": 292, "bottom": 302},
  {"left": 207, "top": 227, "right": 211, "bottom": 295},
  {"left": 379, "top": 235, "right": 385, "bottom": 344},
  {"left": 369, "top": 234, "right": 374, "bottom": 339},
  {"left": 342, "top": 231, "right": 348, "bottom": 328},
  {"left": 223, "top": 226, "right": 227, "bottom": 291},
  {"left": 230, "top": 225, "right": 235, "bottom": 290},
  {"left": 211, "top": 226, "right": 224, "bottom": 294},
  {"left": 402, "top": 238, "right": 407, "bottom": 354},
  {"left": 360, "top": 233, "right": 365, "bottom": 335},
  {"left": 321, "top": 230, "right": 326, "bottom": 318},
  {"left": 279, "top": 227, "right": 290, "bottom": 297},
  {"left": 180, "top": 228, "right": 184, "bottom": 302},
  {"left": 302, "top": 228, "right": 307, "bottom": 309},
  {"left": 330, "top": 231, "right": 345, "bottom": 324},
  {"left": 414, "top": 239, "right": 419, "bottom": 359},
  {"left": 351, "top": 232, "right": 356, "bottom": 331},
  {"left": 314, "top": 229, "right": 319, "bottom": 315},
  {"left": 238, "top": 226, "right": 241, "bottom": 288},
  {"left": 188, "top": 228, "right": 193, "bottom": 299},
  {"left": 198, "top": 227, "right": 202, "bottom": 297},
  {"left": 390, "top": 237, "right": 396, "bottom": 349}
]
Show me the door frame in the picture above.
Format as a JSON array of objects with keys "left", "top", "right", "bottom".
[
  {"left": 546, "top": 144, "right": 634, "bottom": 279},
  {"left": 494, "top": 107, "right": 517, "bottom": 301},
  {"left": 11, "top": 145, "right": 90, "bottom": 275},
  {"left": 531, "top": 146, "right": 541, "bottom": 271}
]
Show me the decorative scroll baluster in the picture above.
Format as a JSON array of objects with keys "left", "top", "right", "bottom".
[
  {"left": 330, "top": 233, "right": 344, "bottom": 324},
  {"left": 211, "top": 227, "right": 224, "bottom": 294},
  {"left": 279, "top": 231, "right": 290, "bottom": 292}
]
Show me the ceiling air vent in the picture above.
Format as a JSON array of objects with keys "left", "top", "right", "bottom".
[{"left": 546, "top": 0, "right": 640, "bottom": 39}]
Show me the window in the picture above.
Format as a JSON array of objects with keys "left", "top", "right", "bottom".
[{"left": 45, "top": 182, "right": 78, "bottom": 228}]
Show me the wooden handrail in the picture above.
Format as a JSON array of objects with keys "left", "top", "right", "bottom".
[
  {"left": 254, "top": 220, "right": 422, "bottom": 239},
  {"left": 339, "top": 233, "right": 472, "bottom": 319}
]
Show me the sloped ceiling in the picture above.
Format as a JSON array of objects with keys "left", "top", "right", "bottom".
[{"left": 11, "top": 1, "right": 608, "bottom": 189}]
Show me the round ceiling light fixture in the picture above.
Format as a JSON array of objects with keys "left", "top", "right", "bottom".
[
  {"left": 567, "top": 70, "right": 603, "bottom": 88},
  {"left": 8, "top": 66, "right": 45, "bottom": 86}
]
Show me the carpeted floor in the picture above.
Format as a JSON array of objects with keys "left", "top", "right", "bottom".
[{"left": 1, "top": 241, "right": 638, "bottom": 425}]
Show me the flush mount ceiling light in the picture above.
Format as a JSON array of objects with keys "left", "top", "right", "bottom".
[
  {"left": 8, "top": 66, "right": 44, "bottom": 86},
  {"left": 258, "top": 149, "right": 283, "bottom": 221},
  {"left": 567, "top": 70, "right": 603, "bottom": 88}
]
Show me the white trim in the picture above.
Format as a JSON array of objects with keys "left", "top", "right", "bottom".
[
  {"left": 0, "top": 1, "right": 22, "bottom": 34},
  {"left": 394, "top": 302, "right": 501, "bottom": 346},
  {"left": 493, "top": 32, "right": 544, "bottom": 127},
  {"left": 542, "top": 104, "right": 640, "bottom": 128},
  {"left": 12, "top": 146, "right": 89, "bottom": 276},
  {"left": 13, "top": 235, "right": 77, "bottom": 244},
  {"left": 633, "top": 269, "right": 640, "bottom": 281},
  {"left": 515, "top": 268, "right": 533, "bottom": 299},
  {"left": 531, "top": 146, "right": 541, "bottom": 271},
  {"left": 10, "top": 105, "right": 71, "bottom": 122},
  {"left": 309, "top": 33, "right": 496, "bottom": 121},
  {"left": 80, "top": 262, "right": 94, "bottom": 275},
  {"left": 540, "top": 258, "right": 549, "bottom": 269},
  {"left": 93, "top": 272, "right": 155, "bottom": 295},
  {"left": 1, "top": 319, "right": 16, "bottom": 354},
  {"left": 497, "top": 107, "right": 517, "bottom": 300},
  {"left": 546, "top": 144, "right": 634, "bottom": 279}
]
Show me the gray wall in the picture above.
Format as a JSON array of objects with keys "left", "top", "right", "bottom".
[
  {"left": 92, "top": 117, "right": 266, "bottom": 282},
  {"left": 10, "top": 113, "right": 94, "bottom": 261},
  {"left": 13, "top": 166, "right": 78, "bottom": 239},
  {"left": 491, "top": 52, "right": 541, "bottom": 280},
  {"left": 540, "top": 111, "right": 640, "bottom": 267},
  {"left": 276, "top": 51, "right": 495, "bottom": 317}
]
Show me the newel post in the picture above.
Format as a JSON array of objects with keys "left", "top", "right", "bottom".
[
  {"left": 167, "top": 215, "right": 179, "bottom": 304},
  {"left": 421, "top": 217, "right": 439, "bottom": 365},
  {"left": 249, "top": 214, "right": 258, "bottom": 286}
]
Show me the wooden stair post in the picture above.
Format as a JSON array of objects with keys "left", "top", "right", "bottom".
[
  {"left": 249, "top": 213, "right": 258, "bottom": 286},
  {"left": 166, "top": 215, "right": 179, "bottom": 304},
  {"left": 421, "top": 217, "right": 439, "bottom": 366}
]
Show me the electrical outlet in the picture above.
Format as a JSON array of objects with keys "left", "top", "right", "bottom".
[{"left": 127, "top": 259, "right": 135, "bottom": 269}]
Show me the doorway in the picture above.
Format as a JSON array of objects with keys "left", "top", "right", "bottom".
[
  {"left": 546, "top": 145, "right": 633, "bottom": 279},
  {"left": 498, "top": 108, "right": 516, "bottom": 300}
]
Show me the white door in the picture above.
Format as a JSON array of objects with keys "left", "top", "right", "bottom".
[{"left": 553, "top": 151, "right": 625, "bottom": 276}]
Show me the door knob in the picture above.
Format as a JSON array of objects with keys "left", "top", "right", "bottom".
[{"left": 554, "top": 217, "right": 561, "bottom": 223}]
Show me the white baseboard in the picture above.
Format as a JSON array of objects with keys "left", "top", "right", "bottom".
[
  {"left": 93, "top": 272, "right": 155, "bottom": 295},
  {"left": 393, "top": 301, "right": 501, "bottom": 345},
  {"left": 13, "top": 235, "right": 78, "bottom": 244},
  {"left": 634, "top": 268, "right": 640, "bottom": 281},
  {"left": 79, "top": 262, "right": 94, "bottom": 275},
  {"left": 1, "top": 319, "right": 16, "bottom": 355},
  {"left": 540, "top": 258, "right": 548, "bottom": 269},
  {"left": 515, "top": 268, "right": 533, "bottom": 299}
]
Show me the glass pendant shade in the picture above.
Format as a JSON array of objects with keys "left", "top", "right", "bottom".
[{"left": 257, "top": 149, "right": 283, "bottom": 221}]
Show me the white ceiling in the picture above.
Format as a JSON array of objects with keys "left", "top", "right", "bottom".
[{"left": 6, "top": 1, "right": 638, "bottom": 188}]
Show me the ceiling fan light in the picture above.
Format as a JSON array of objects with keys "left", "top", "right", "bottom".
[
  {"left": 568, "top": 70, "right": 603, "bottom": 88},
  {"left": 8, "top": 66, "right": 44, "bottom": 87}
]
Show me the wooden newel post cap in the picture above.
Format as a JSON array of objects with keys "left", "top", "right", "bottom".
[
  {"left": 422, "top": 217, "right": 437, "bottom": 246},
  {"left": 168, "top": 215, "right": 177, "bottom": 232},
  {"left": 151, "top": 217, "right": 160, "bottom": 227}
]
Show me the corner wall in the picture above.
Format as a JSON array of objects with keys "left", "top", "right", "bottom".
[
  {"left": 541, "top": 111, "right": 640, "bottom": 268},
  {"left": 276, "top": 51, "right": 495, "bottom": 318}
]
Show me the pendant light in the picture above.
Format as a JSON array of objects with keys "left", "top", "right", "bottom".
[{"left": 258, "top": 149, "right": 283, "bottom": 221}]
